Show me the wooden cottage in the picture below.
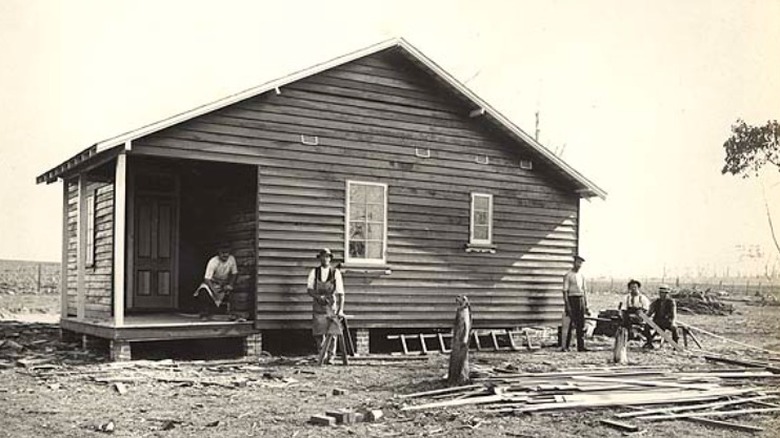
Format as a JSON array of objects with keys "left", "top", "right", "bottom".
[{"left": 37, "top": 39, "right": 605, "bottom": 360}]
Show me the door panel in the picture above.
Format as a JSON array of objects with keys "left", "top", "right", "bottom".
[{"left": 133, "top": 196, "right": 177, "bottom": 309}]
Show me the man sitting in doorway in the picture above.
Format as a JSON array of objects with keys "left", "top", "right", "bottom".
[
  {"left": 194, "top": 246, "right": 237, "bottom": 320},
  {"left": 646, "top": 284, "right": 679, "bottom": 348},
  {"left": 620, "top": 279, "right": 652, "bottom": 343}
]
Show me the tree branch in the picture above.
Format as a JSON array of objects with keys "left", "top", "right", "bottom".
[{"left": 761, "top": 184, "right": 780, "bottom": 257}]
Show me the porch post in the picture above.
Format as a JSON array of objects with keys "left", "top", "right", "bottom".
[
  {"left": 76, "top": 174, "right": 86, "bottom": 320},
  {"left": 113, "top": 152, "right": 127, "bottom": 327},
  {"left": 60, "top": 180, "right": 69, "bottom": 318}
]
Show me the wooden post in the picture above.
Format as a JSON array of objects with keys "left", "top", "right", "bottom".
[
  {"left": 37, "top": 263, "right": 42, "bottom": 294},
  {"left": 60, "top": 181, "right": 69, "bottom": 317},
  {"left": 77, "top": 174, "right": 87, "bottom": 320},
  {"left": 613, "top": 326, "right": 628, "bottom": 364},
  {"left": 448, "top": 296, "right": 471, "bottom": 386},
  {"left": 113, "top": 152, "right": 127, "bottom": 327}
]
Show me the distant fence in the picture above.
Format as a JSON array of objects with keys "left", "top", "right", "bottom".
[
  {"left": 590, "top": 278, "right": 780, "bottom": 298},
  {"left": 0, "top": 261, "right": 60, "bottom": 295}
]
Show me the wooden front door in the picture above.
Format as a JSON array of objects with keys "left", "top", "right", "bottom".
[{"left": 133, "top": 195, "right": 177, "bottom": 309}]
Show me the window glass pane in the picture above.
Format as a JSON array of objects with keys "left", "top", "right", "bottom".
[
  {"left": 349, "top": 184, "right": 366, "bottom": 203},
  {"left": 349, "top": 241, "right": 366, "bottom": 258},
  {"left": 367, "top": 204, "right": 383, "bottom": 221},
  {"left": 366, "top": 185, "right": 384, "bottom": 203},
  {"left": 350, "top": 221, "right": 366, "bottom": 240},
  {"left": 474, "top": 225, "right": 489, "bottom": 241},
  {"left": 367, "top": 223, "right": 383, "bottom": 240},
  {"left": 350, "top": 204, "right": 366, "bottom": 221},
  {"left": 474, "top": 211, "right": 489, "bottom": 226},
  {"left": 474, "top": 195, "right": 489, "bottom": 210},
  {"left": 366, "top": 242, "right": 383, "bottom": 259}
]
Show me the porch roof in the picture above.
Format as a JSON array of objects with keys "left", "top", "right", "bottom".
[{"left": 36, "top": 38, "right": 606, "bottom": 199}]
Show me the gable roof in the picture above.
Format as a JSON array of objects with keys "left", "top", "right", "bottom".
[{"left": 37, "top": 38, "right": 606, "bottom": 199}]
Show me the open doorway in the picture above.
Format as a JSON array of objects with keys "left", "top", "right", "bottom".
[{"left": 127, "top": 156, "right": 256, "bottom": 319}]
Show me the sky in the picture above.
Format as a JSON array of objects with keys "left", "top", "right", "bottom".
[{"left": 1, "top": 0, "right": 778, "bottom": 278}]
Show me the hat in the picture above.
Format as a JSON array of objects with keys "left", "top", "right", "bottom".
[
  {"left": 316, "top": 248, "right": 333, "bottom": 258},
  {"left": 573, "top": 255, "right": 585, "bottom": 262},
  {"left": 627, "top": 279, "right": 642, "bottom": 288},
  {"left": 658, "top": 284, "right": 671, "bottom": 293}
]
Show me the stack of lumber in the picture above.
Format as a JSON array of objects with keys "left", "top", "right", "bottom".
[
  {"left": 400, "top": 366, "right": 780, "bottom": 432},
  {"left": 673, "top": 289, "right": 734, "bottom": 315}
]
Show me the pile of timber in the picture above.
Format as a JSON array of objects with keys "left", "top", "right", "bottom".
[
  {"left": 400, "top": 365, "right": 780, "bottom": 433},
  {"left": 673, "top": 289, "right": 734, "bottom": 315}
]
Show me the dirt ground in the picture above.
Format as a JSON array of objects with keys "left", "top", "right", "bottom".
[{"left": 1, "top": 291, "right": 779, "bottom": 438}]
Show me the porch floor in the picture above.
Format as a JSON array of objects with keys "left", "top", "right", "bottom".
[{"left": 61, "top": 313, "right": 256, "bottom": 342}]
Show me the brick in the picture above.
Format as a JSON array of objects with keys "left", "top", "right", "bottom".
[
  {"left": 325, "top": 410, "right": 358, "bottom": 425},
  {"left": 309, "top": 415, "right": 335, "bottom": 426}
]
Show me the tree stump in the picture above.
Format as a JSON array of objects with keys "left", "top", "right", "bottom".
[
  {"left": 613, "top": 326, "right": 628, "bottom": 364},
  {"left": 448, "top": 295, "right": 472, "bottom": 386}
]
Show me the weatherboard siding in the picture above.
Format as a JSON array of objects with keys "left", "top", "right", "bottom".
[
  {"left": 131, "top": 49, "right": 579, "bottom": 329},
  {"left": 65, "top": 179, "right": 78, "bottom": 317},
  {"left": 83, "top": 182, "right": 114, "bottom": 319}
]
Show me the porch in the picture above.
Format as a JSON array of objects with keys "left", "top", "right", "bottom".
[{"left": 61, "top": 313, "right": 259, "bottom": 361}]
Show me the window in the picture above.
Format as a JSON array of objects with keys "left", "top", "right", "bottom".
[
  {"left": 85, "top": 194, "right": 96, "bottom": 267},
  {"left": 346, "top": 181, "right": 387, "bottom": 264},
  {"left": 470, "top": 193, "right": 493, "bottom": 245}
]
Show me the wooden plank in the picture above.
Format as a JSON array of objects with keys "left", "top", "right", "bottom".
[
  {"left": 703, "top": 355, "right": 780, "bottom": 374},
  {"left": 571, "top": 375, "right": 714, "bottom": 391},
  {"left": 599, "top": 419, "right": 639, "bottom": 432},
  {"left": 60, "top": 179, "right": 70, "bottom": 317},
  {"left": 617, "top": 395, "right": 776, "bottom": 418},
  {"left": 686, "top": 417, "right": 763, "bottom": 433},
  {"left": 399, "top": 384, "right": 483, "bottom": 399},
  {"left": 637, "top": 312, "right": 684, "bottom": 352},
  {"left": 682, "top": 322, "right": 780, "bottom": 355},
  {"left": 640, "top": 407, "right": 780, "bottom": 421}
]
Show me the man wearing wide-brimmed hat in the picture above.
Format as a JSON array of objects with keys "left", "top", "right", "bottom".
[{"left": 306, "top": 248, "right": 345, "bottom": 363}]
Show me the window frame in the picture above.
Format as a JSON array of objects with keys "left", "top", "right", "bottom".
[
  {"left": 469, "top": 193, "right": 493, "bottom": 245},
  {"left": 344, "top": 180, "right": 388, "bottom": 266},
  {"left": 85, "top": 192, "right": 96, "bottom": 267}
]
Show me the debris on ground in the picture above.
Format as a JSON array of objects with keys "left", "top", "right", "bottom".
[
  {"left": 673, "top": 289, "right": 734, "bottom": 315},
  {"left": 399, "top": 364, "right": 780, "bottom": 433}
]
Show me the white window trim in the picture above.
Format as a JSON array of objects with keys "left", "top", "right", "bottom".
[
  {"left": 85, "top": 193, "right": 96, "bottom": 267},
  {"left": 469, "top": 193, "right": 493, "bottom": 245},
  {"left": 345, "top": 180, "right": 388, "bottom": 265}
]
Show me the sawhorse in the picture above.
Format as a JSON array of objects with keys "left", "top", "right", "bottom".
[{"left": 317, "top": 315, "right": 351, "bottom": 366}]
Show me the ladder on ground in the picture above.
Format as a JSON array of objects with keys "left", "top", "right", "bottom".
[{"left": 387, "top": 329, "right": 540, "bottom": 355}]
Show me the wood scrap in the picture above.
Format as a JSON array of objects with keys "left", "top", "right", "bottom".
[
  {"left": 680, "top": 322, "right": 780, "bottom": 355},
  {"left": 571, "top": 375, "right": 716, "bottom": 391},
  {"left": 599, "top": 418, "right": 639, "bottom": 432},
  {"left": 636, "top": 313, "right": 684, "bottom": 352},
  {"left": 399, "top": 384, "right": 482, "bottom": 399},
  {"left": 616, "top": 395, "right": 776, "bottom": 418},
  {"left": 685, "top": 417, "right": 763, "bottom": 433},
  {"left": 639, "top": 407, "right": 780, "bottom": 420},
  {"left": 703, "top": 354, "right": 780, "bottom": 374}
]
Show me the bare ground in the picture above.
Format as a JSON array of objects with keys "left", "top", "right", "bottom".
[{"left": 1, "top": 292, "right": 779, "bottom": 438}]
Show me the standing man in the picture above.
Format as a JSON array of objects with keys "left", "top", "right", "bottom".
[
  {"left": 194, "top": 246, "right": 238, "bottom": 319},
  {"left": 562, "top": 255, "right": 589, "bottom": 352},
  {"left": 307, "top": 248, "right": 345, "bottom": 364},
  {"left": 646, "top": 284, "right": 679, "bottom": 348}
]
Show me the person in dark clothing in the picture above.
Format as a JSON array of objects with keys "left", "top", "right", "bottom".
[
  {"left": 646, "top": 284, "right": 679, "bottom": 348},
  {"left": 562, "top": 255, "right": 589, "bottom": 352}
]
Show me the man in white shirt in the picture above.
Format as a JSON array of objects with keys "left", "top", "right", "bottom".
[
  {"left": 562, "top": 255, "right": 589, "bottom": 352},
  {"left": 194, "top": 247, "right": 238, "bottom": 319},
  {"left": 307, "top": 248, "right": 345, "bottom": 363},
  {"left": 620, "top": 279, "right": 652, "bottom": 343}
]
